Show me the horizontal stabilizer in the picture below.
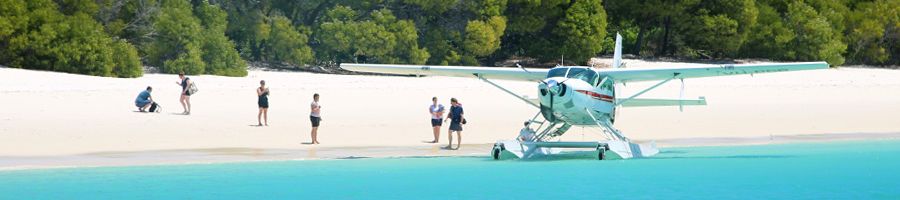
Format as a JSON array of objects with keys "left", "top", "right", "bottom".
[{"left": 618, "top": 97, "right": 707, "bottom": 107}]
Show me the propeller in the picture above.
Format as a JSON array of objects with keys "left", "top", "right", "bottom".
[{"left": 539, "top": 78, "right": 571, "bottom": 123}]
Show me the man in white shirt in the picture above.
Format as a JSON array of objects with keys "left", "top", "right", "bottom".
[
  {"left": 428, "top": 97, "right": 445, "bottom": 143},
  {"left": 309, "top": 93, "right": 321, "bottom": 144},
  {"left": 518, "top": 121, "right": 535, "bottom": 142}
]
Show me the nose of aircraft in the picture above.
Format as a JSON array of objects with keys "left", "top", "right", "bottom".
[{"left": 545, "top": 79, "right": 569, "bottom": 96}]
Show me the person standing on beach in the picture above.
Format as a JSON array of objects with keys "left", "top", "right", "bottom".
[
  {"left": 445, "top": 98, "right": 465, "bottom": 149},
  {"left": 135, "top": 86, "right": 154, "bottom": 112},
  {"left": 176, "top": 72, "right": 193, "bottom": 115},
  {"left": 428, "top": 97, "right": 445, "bottom": 143},
  {"left": 257, "top": 80, "right": 270, "bottom": 126},
  {"left": 309, "top": 93, "right": 322, "bottom": 144}
]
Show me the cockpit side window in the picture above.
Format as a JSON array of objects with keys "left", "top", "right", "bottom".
[
  {"left": 547, "top": 68, "right": 568, "bottom": 78},
  {"left": 597, "top": 75, "right": 613, "bottom": 91}
]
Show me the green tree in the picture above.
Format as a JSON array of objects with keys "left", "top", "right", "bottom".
[
  {"left": 784, "top": 1, "right": 846, "bottom": 65},
  {"left": 402, "top": 0, "right": 456, "bottom": 14},
  {"left": 0, "top": 0, "right": 142, "bottom": 77},
  {"left": 740, "top": 3, "right": 795, "bottom": 59},
  {"left": 316, "top": 6, "right": 428, "bottom": 65},
  {"left": 111, "top": 39, "right": 143, "bottom": 78},
  {"left": 147, "top": 0, "right": 205, "bottom": 74},
  {"left": 146, "top": 0, "right": 246, "bottom": 76},
  {"left": 264, "top": 15, "right": 315, "bottom": 67},
  {"left": 554, "top": 0, "right": 607, "bottom": 63},
  {"left": 464, "top": 16, "right": 506, "bottom": 57},
  {"left": 675, "top": 0, "right": 757, "bottom": 58},
  {"left": 844, "top": 0, "right": 899, "bottom": 65},
  {"left": 196, "top": 2, "right": 247, "bottom": 76}
]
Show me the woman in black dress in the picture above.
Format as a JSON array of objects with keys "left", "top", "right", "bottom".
[{"left": 257, "top": 80, "right": 270, "bottom": 126}]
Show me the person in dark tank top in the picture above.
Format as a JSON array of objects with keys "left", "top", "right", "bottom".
[
  {"left": 444, "top": 98, "right": 465, "bottom": 150},
  {"left": 176, "top": 72, "right": 193, "bottom": 115},
  {"left": 257, "top": 80, "right": 270, "bottom": 126}
]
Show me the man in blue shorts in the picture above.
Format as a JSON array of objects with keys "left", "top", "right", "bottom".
[{"left": 135, "top": 86, "right": 154, "bottom": 112}]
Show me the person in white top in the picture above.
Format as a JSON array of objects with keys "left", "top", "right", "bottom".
[
  {"left": 309, "top": 93, "right": 321, "bottom": 144},
  {"left": 428, "top": 97, "right": 445, "bottom": 143},
  {"left": 518, "top": 121, "right": 535, "bottom": 142}
]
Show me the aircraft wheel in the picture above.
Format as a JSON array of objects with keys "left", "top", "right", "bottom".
[
  {"left": 492, "top": 148, "right": 501, "bottom": 160},
  {"left": 598, "top": 149, "right": 606, "bottom": 160}
]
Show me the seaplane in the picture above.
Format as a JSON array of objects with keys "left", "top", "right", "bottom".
[{"left": 341, "top": 33, "right": 829, "bottom": 160}]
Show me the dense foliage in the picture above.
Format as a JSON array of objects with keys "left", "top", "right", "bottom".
[{"left": 1, "top": 0, "right": 897, "bottom": 78}]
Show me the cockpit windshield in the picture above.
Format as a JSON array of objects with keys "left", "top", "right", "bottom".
[
  {"left": 565, "top": 68, "right": 587, "bottom": 78},
  {"left": 547, "top": 68, "right": 568, "bottom": 78},
  {"left": 571, "top": 69, "right": 598, "bottom": 85}
]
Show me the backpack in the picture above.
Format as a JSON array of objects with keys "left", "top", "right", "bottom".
[
  {"left": 189, "top": 81, "right": 199, "bottom": 94},
  {"left": 149, "top": 102, "right": 161, "bottom": 113}
]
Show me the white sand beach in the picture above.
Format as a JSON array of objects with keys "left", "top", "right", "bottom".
[{"left": 1, "top": 60, "right": 899, "bottom": 169}]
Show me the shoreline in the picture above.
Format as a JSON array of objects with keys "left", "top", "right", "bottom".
[
  {"left": 2, "top": 132, "right": 897, "bottom": 171},
  {"left": 3, "top": 61, "right": 899, "bottom": 171}
]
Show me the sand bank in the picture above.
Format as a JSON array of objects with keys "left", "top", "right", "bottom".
[{"left": 1, "top": 60, "right": 899, "bottom": 168}]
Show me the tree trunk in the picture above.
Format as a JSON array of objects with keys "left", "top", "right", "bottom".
[
  {"left": 660, "top": 16, "right": 672, "bottom": 56},
  {"left": 635, "top": 25, "right": 646, "bottom": 56}
]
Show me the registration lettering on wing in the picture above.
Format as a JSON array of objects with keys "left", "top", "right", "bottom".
[{"left": 718, "top": 65, "right": 789, "bottom": 75}]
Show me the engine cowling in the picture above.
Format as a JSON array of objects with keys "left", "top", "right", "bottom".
[{"left": 538, "top": 81, "right": 568, "bottom": 123}]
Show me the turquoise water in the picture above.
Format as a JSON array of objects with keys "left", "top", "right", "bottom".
[{"left": 1, "top": 140, "right": 899, "bottom": 199}]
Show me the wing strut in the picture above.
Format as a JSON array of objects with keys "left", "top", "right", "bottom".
[
  {"left": 585, "top": 108, "right": 628, "bottom": 141},
  {"left": 475, "top": 74, "right": 540, "bottom": 108},
  {"left": 615, "top": 73, "right": 680, "bottom": 106}
]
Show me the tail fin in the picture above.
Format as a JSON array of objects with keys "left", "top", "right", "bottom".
[{"left": 613, "top": 33, "right": 623, "bottom": 68}]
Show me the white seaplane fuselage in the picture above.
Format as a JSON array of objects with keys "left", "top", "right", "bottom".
[
  {"left": 491, "top": 66, "right": 658, "bottom": 160},
  {"left": 537, "top": 67, "right": 617, "bottom": 125}
]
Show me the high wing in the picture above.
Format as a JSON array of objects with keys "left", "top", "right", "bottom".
[
  {"left": 601, "top": 62, "right": 829, "bottom": 83},
  {"left": 340, "top": 64, "right": 549, "bottom": 82}
]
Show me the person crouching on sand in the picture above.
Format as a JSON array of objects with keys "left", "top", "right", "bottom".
[
  {"left": 428, "top": 97, "right": 445, "bottom": 143},
  {"left": 135, "top": 86, "right": 154, "bottom": 112},
  {"left": 309, "top": 93, "right": 322, "bottom": 144},
  {"left": 445, "top": 98, "right": 465, "bottom": 149},
  {"left": 257, "top": 80, "right": 270, "bottom": 126}
]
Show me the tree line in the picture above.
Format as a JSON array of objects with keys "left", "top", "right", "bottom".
[{"left": 1, "top": 0, "right": 897, "bottom": 78}]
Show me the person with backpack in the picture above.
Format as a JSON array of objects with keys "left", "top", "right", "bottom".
[
  {"left": 135, "top": 86, "right": 154, "bottom": 112},
  {"left": 444, "top": 98, "right": 465, "bottom": 150},
  {"left": 176, "top": 72, "right": 193, "bottom": 115}
]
